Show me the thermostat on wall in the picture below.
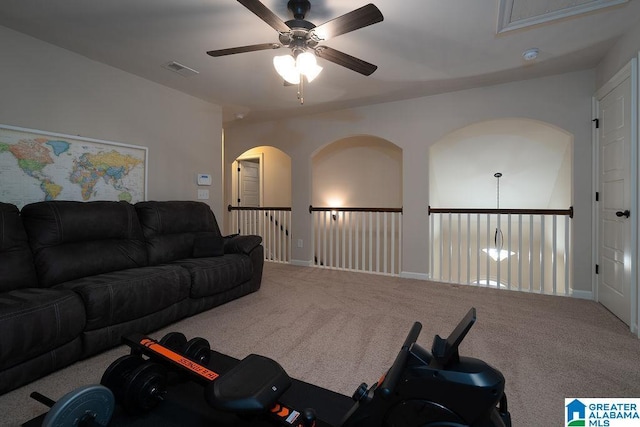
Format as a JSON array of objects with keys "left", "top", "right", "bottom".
[{"left": 197, "top": 173, "right": 212, "bottom": 186}]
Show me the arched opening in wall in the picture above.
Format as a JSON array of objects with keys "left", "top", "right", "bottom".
[
  {"left": 311, "top": 135, "right": 403, "bottom": 275},
  {"left": 230, "top": 146, "right": 291, "bottom": 263},
  {"left": 428, "top": 118, "right": 573, "bottom": 295}
]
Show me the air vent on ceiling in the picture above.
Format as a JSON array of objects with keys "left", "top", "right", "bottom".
[
  {"left": 497, "top": 0, "right": 628, "bottom": 33},
  {"left": 162, "top": 61, "right": 199, "bottom": 77}
]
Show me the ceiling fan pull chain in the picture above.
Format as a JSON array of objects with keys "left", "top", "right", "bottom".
[{"left": 298, "top": 74, "right": 304, "bottom": 104}]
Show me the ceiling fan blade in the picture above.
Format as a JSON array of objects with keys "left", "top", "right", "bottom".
[
  {"left": 237, "top": 0, "right": 290, "bottom": 33},
  {"left": 312, "top": 4, "right": 383, "bottom": 40},
  {"left": 207, "top": 43, "right": 281, "bottom": 57},
  {"left": 315, "top": 46, "right": 377, "bottom": 76}
]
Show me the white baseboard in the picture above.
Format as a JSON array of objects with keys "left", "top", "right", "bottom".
[
  {"left": 399, "top": 271, "right": 431, "bottom": 281},
  {"left": 290, "top": 259, "right": 313, "bottom": 267},
  {"left": 570, "top": 290, "right": 594, "bottom": 300}
]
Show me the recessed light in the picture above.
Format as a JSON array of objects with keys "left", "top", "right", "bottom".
[{"left": 522, "top": 48, "right": 539, "bottom": 61}]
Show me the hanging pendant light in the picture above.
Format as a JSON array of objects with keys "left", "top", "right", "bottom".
[{"left": 482, "top": 172, "right": 514, "bottom": 262}]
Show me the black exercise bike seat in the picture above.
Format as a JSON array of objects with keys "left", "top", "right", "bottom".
[{"left": 205, "top": 353, "right": 292, "bottom": 413}]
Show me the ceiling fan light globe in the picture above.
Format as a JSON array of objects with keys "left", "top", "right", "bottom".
[
  {"left": 273, "top": 54, "right": 294, "bottom": 74},
  {"left": 305, "top": 64, "right": 323, "bottom": 82},
  {"left": 295, "top": 51, "right": 317, "bottom": 74},
  {"left": 273, "top": 55, "right": 300, "bottom": 84},
  {"left": 283, "top": 72, "right": 300, "bottom": 85}
]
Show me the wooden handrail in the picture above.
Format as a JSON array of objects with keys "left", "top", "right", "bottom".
[
  {"left": 309, "top": 205, "right": 403, "bottom": 213},
  {"left": 228, "top": 205, "right": 291, "bottom": 211},
  {"left": 428, "top": 206, "right": 573, "bottom": 218}
]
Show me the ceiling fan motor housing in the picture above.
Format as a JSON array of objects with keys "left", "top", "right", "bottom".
[
  {"left": 279, "top": 23, "right": 319, "bottom": 53},
  {"left": 287, "top": 0, "right": 311, "bottom": 20}
]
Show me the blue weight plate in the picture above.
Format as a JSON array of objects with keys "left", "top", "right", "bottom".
[{"left": 42, "top": 384, "right": 114, "bottom": 427}]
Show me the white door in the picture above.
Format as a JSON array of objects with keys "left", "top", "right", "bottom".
[
  {"left": 596, "top": 69, "right": 633, "bottom": 326},
  {"left": 239, "top": 160, "right": 260, "bottom": 207},
  {"left": 239, "top": 160, "right": 260, "bottom": 234}
]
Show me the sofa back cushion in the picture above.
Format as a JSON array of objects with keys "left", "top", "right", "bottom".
[
  {"left": 135, "top": 201, "right": 222, "bottom": 265},
  {"left": 0, "top": 202, "right": 39, "bottom": 292},
  {"left": 21, "top": 201, "right": 148, "bottom": 287}
]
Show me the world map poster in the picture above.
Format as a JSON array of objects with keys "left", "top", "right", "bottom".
[{"left": 0, "top": 125, "right": 147, "bottom": 208}]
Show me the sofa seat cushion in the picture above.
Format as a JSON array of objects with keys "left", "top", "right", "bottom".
[
  {"left": 55, "top": 265, "right": 191, "bottom": 331},
  {"left": 0, "top": 288, "right": 85, "bottom": 371},
  {"left": 173, "top": 254, "right": 253, "bottom": 298}
]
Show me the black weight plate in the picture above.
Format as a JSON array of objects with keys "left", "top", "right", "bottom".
[
  {"left": 100, "top": 354, "right": 145, "bottom": 392},
  {"left": 159, "top": 332, "right": 191, "bottom": 385},
  {"left": 42, "top": 384, "right": 115, "bottom": 427},
  {"left": 123, "top": 361, "right": 167, "bottom": 413},
  {"left": 184, "top": 337, "right": 211, "bottom": 365},
  {"left": 159, "top": 332, "right": 187, "bottom": 353}
]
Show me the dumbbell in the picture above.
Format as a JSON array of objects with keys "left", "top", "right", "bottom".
[
  {"left": 30, "top": 385, "right": 114, "bottom": 427},
  {"left": 157, "top": 332, "right": 190, "bottom": 384},
  {"left": 100, "top": 354, "right": 167, "bottom": 414},
  {"left": 159, "top": 332, "right": 211, "bottom": 365},
  {"left": 184, "top": 337, "right": 211, "bottom": 365}
]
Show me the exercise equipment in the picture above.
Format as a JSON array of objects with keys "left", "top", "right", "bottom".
[
  {"left": 102, "top": 307, "right": 512, "bottom": 426},
  {"left": 30, "top": 385, "right": 114, "bottom": 427},
  {"left": 183, "top": 337, "right": 211, "bottom": 365},
  {"left": 100, "top": 354, "right": 167, "bottom": 414},
  {"left": 157, "top": 331, "right": 211, "bottom": 365},
  {"left": 158, "top": 331, "right": 187, "bottom": 352}
]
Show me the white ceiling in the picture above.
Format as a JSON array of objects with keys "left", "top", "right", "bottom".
[{"left": 0, "top": 0, "right": 639, "bottom": 124}]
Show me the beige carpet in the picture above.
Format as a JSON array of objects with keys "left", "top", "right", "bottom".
[{"left": 2, "top": 263, "right": 640, "bottom": 426}]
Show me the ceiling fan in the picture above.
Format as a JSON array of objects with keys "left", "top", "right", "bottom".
[{"left": 207, "top": 0, "right": 384, "bottom": 102}]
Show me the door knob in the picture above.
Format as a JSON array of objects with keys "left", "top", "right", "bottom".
[{"left": 616, "top": 210, "right": 630, "bottom": 218}]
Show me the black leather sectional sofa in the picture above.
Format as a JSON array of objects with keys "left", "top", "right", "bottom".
[{"left": 0, "top": 200, "right": 263, "bottom": 395}]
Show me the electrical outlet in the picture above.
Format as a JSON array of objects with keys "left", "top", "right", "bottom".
[
  {"left": 197, "top": 189, "right": 209, "bottom": 200},
  {"left": 297, "top": 239, "right": 303, "bottom": 248}
]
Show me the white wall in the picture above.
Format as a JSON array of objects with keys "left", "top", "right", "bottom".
[
  {"left": 225, "top": 70, "right": 595, "bottom": 290},
  {"left": 428, "top": 118, "right": 572, "bottom": 209},
  {"left": 312, "top": 136, "right": 402, "bottom": 208},
  {"left": 0, "top": 26, "right": 224, "bottom": 218},
  {"left": 596, "top": 17, "right": 640, "bottom": 87}
]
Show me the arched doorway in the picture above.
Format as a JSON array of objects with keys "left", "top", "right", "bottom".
[{"left": 230, "top": 146, "right": 292, "bottom": 262}]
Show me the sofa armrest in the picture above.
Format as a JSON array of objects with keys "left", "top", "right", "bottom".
[{"left": 224, "top": 235, "right": 262, "bottom": 255}]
